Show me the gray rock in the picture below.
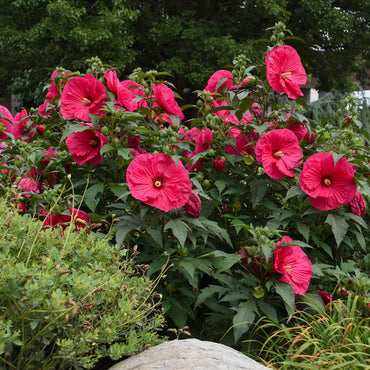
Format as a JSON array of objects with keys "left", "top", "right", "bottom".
[{"left": 109, "top": 338, "right": 269, "bottom": 370}]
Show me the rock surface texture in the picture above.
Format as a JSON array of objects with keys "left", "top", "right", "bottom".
[{"left": 109, "top": 338, "right": 269, "bottom": 370}]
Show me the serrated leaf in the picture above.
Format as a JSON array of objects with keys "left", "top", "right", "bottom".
[
  {"left": 325, "top": 213, "right": 348, "bottom": 247},
  {"left": 164, "top": 219, "right": 190, "bottom": 248},
  {"left": 250, "top": 179, "right": 267, "bottom": 208},
  {"left": 232, "top": 301, "right": 256, "bottom": 343}
]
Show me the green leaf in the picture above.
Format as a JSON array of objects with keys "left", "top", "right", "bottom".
[
  {"left": 325, "top": 213, "right": 348, "bottom": 247},
  {"left": 178, "top": 260, "right": 197, "bottom": 286},
  {"left": 61, "top": 123, "right": 89, "bottom": 142},
  {"left": 296, "top": 221, "right": 310, "bottom": 243},
  {"left": 250, "top": 178, "right": 268, "bottom": 208},
  {"left": 232, "top": 301, "right": 256, "bottom": 343},
  {"left": 115, "top": 217, "right": 142, "bottom": 246},
  {"left": 164, "top": 219, "right": 190, "bottom": 248},
  {"left": 214, "top": 180, "right": 226, "bottom": 195},
  {"left": 200, "top": 250, "right": 241, "bottom": 273},
  {"left": 253, "top": 286, "right": 265, "bottom": 299},
  {"left": 284, "top": 185, "right": 304, "bottom": 202},
  {"left": 331, "top": 152, "right": 344, "bottom": 165},
  {"left": 195, "top": 285, "right": 227, "bottom": 307},
  {"left": 117, "top": 147, "right": 133, "bottom": 160},
  {"left": 100, "top": 144, "right": 114, "bottom": 155},
  {"left": 275, "top": 281, "right": 295, "bottom": 316},
  {"left": 257, "top": 300, "right": 278, "bottom": 322},
  {"left": 84, "top": 183, "right": 104, "bottom": 213}
]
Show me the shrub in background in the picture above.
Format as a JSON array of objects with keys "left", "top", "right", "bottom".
[{"left": 0, "top": 199, "right": 165, "bottom": 369}]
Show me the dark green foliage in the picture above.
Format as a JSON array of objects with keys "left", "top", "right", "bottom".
[{"left": 0, "top": 0, "right": 369, "bottom": 106}]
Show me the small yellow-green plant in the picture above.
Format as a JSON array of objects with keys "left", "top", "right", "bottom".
[{"left": 0, "top": 200, "right": 166, "bottom": 369}]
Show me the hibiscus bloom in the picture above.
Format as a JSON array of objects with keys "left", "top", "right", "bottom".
[
  {"left": 39, "top": 70, "right": 70, "bottom": 117},
  {"left": 287, "top": 122, "right": 308, "bottom": 142},
  {"left": 43, "top": 208, "right": 90, "bottom": 231},
  {"left": 0, "top": 105, "right": 15, "bottom": 139},
  {"left": 17, "top": 177, "right": 42, "bottom": 198},
  {"left": 204, "top": 70, "right": 233, "bottom": 95},
  {"left": 255, "top": 128, "right": 303, "bottom": 179},
  {"left": 153, "top": 83, "right": 184, "bottom": 122},
  {"left": 187, "top": 128, "right": 213, "bottom": 171},
  {"left": 225, "top": 131, "right": 258, "bottom": 157},
  {"left": 104, "top": 70, "right": 120, "bottom": 96},
  {"left": 126, "top": 153, "right": 192, "bottom": 212},
  {"left": 66, "top": 129, "right": 108, "bottom": 165},
  {"left": 299, "top": 153, "right": 357, "bottom": 210},
  {"left": 266, "top": 45, "right": 307, "bottom": 100},
  {"left": 60, "top": 74, "right": 108, "bottom": 121},
  {"left": 117, "top": 80, "right": 147, "bottom": 111},
  {"left": 13, "top": 109, "right": 44, "bottom": 142},
  {"left": 274, "top": 236, "right": 312, "bottom": 295}
]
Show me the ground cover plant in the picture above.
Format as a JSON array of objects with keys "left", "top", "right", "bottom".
[{"left": 0, "top": 23, "right": 368, "bottom": 366}]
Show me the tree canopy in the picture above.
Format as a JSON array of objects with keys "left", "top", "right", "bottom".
[{"left": 0, "top": 0, "right": 369, "bottom": 106}]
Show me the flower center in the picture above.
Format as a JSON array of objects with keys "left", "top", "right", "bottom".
[
  {"left": 273, "top": 150, "right": 284, "bottom": 158},
  {"left": 281, "top": 71, "right": 292, "bottom": 80},
  {"left": 284, "top": 264, "right": 292, "bottom": 272},
  {"left": 89, "top": 139, "right": 98, "bottom": 147},
  {"left": 153, "top": 177, "right": 165, "bottom": 190},
  {"left": 322, "top": 176, "right": 332, "bottom": 187},
  {"left": 82, "top": 97, "right": 92, "bottom": 106}
]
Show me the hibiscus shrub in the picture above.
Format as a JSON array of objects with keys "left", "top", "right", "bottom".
[
  {"left": 0, "top": 24, "right": 368, "bottom": 352},
  {"left": 0, "top": 198, "right": 165, "bottom": 369}
]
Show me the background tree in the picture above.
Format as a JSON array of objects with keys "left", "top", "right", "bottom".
[{"left": 0, "top": 0, "right": 368, "bottom": 107}]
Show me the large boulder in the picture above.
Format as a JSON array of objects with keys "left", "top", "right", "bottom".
[{"left": 109, "top": 338, "right": 269, "bottom": 370}]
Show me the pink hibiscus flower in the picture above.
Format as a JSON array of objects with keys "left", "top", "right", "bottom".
[
  {"left": 117, "top": 80, "right": 147, "bottom": 112},
  {"left": 126, "top": 153, "right": 192, "bottom": 212},
  {"left": 60, "top": 74, "right": 108, "bottom": 121},
  {"left": 349, "top": 191, "right": 366, "bottom": 217},
  {"left": 187, "top": 128, "right": 213, "bottom": 171},
  {"left": 39, "top": 70, "right": 70, "bottom": 117},
  {"left": 274, "top": 236, "right": 312, "bottom": 295},
  {"left": 266, "top": 45, "right": 307, "bottom": 100},
  {"left": 66, "top": 129, "right": 108, "bottom": 165},
  {"left": 17, "top": 177, "right": 42, "bottom": 198},
  {"left": 287, "top": 122, "right": 308, "bottom": 142},
  {"left": 204, "top": 70, "right": 233, "bottom": 94},
  {"left": 225, "top": 131, "right": 258, "bottom": 157},
  {"left": 43, "top": 208, "right": 90, "bottom": 231},
  {"left": 299, "top": 153, "right": 357, "bottom": 210},
  {"left": 13, "top": 109, "right": 44, "bottom": 142},
  {"left": 0, "top": 105, "right": 15, "bottom": 139},
  {"left": 153, "top": 83, "right": 184, "bottom": 122},
  {"left": 104, "top": 70, "right": 120, "bottom": 96},
  {"left": 255, "top": 129, "right": 303, "bottom": 179}
]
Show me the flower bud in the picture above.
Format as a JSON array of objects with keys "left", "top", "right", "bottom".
[{"left": 214, "top": 158, "right": 225, "bottom": 172}]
